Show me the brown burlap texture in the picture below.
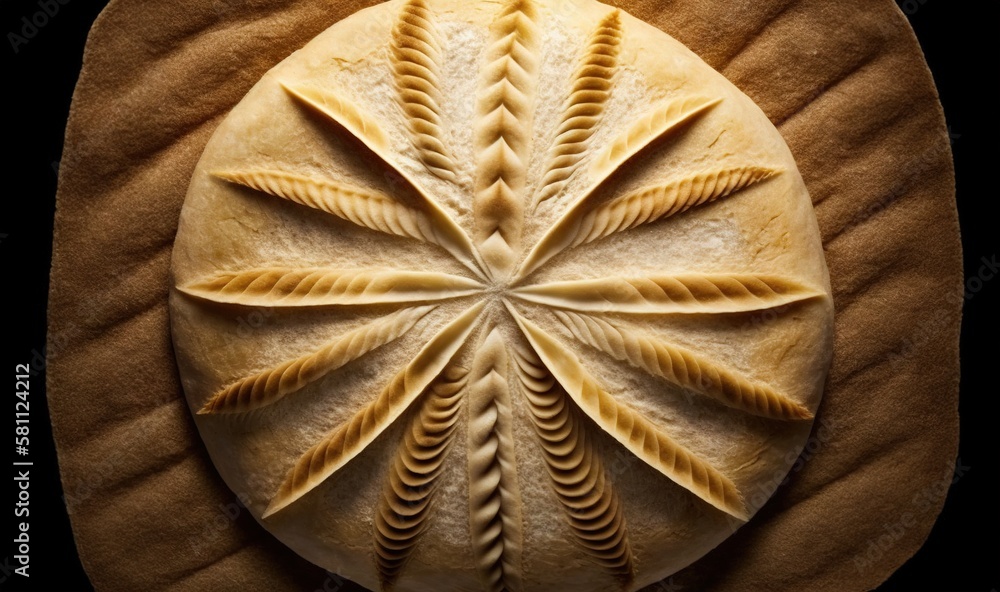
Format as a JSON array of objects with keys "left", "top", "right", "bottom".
[{"left": 47, "top": 0, "right": 961, "bottom": 590}]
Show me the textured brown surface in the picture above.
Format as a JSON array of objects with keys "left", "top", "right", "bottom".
[{"left": 47, "top": 0, "right": 961, "bottom": 591}]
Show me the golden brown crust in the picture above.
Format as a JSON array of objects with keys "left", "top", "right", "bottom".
[
  {"left": 168, "top": 0, "right": 834, "bottom": 588},
  {"left": 532, "top": 10, "right": 622, "bottom": 210},
  {"left": 510, "top": 308, "right": 748, "bottom": 520},
  {"left": 513, "top": 274, "right": 822, "bottom": 314},
  {"left": 552, "top": 310, "right": 813, "bottom": 420},
  {"left": 391, "top": 0, "right": 458, "bottom": 182},
  {"left": 564, "top": 166, "right": 781, "bottom": 249},
  {"left": 280, "top": 83, "right": 489, "bottom": 280},
  {"left": 214, "top": 169, "right": 451, "bottom": 245},
  {"left": 467, "top": 328, "right": 524, "bottom": 592},
  {"left": 180, "top": 268, "right": 481, "bottom": 307},
  {"left": 374, "top": 364, "right": 466, "bottom": 589},
  {"left": 473, "top": 0, "right": 540, "bottom": 277},
  {"left": 513, "top": 342, "right": 635, "bottom": 585},
  {"left": 47, "top": 0, "right": 962, "bottom": 590},
  {"left": 263, "top": 302, "right": 484, "bottom": 518},
  {"left": 200, "top": 306, "right": 435, "bottom": 414},
  {"left": 516, "top": 96, "right": 720, "bottom": 279}
]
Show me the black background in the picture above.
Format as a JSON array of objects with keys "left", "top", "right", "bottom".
[{"left": 2, "top": 1, "right": 996, "bottom": 591}]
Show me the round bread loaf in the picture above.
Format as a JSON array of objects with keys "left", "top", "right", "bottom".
[{"left": 169, "top": 0, "right": 834, "bottom": 589}]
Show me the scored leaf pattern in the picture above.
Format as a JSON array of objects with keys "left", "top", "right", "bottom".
[
  {"left": 511, "top": 309, "right": 748, "bottom": 519},
  {"left": 468, "top": 328, "right": 523, "bottom": 592},
  {"left": 283, "top": 84, "right": 391, "bottom": 149},
  {"left": 374, "top": 364, "right": 466, "bottom": 589},
  {"left": 513, "top": 274, "right": 821, "bottom": 314},
  {"left": 570, "top": 167, "right": 782, "bottom": 245},
  {"left": 513, "top": 342, "right": 635, "bottom": 585},
  {"left": 590, "top": 96, "right": 721, "bottom": 181},
  {"left": 552, "top": 310, "right": 813, "bottom": 420},
  {"left": 391, "top": 0, "right": 458, "bottom": 181},
  {"left": 532, "top": 10, "right": 622, "bottom": 210},
  {"left": 179, "top": 1, "right": 824, "bottom": 588},
  {"left": 180, "top": 268, "right": 482, "bottom": 307},
  {"left": 283, "top": 83, "right": 491, "bottom": 279},
  {"left": 473, "top": 0, "right": 539, "bottom": 277},
  {"left": 214, "top": 169, "right": 487, "bottom": 279},
  {"left": 262, "top": 302, "right": 484, "bottom": 518},
  {"left": 521, "top": 167, "right": 780, "bottom": 274},
  {"left": 516, "top": 96, "right": 721, "bottom": 280},
  {"left": 201, "top": 306, "right": 436, "bottom": 415}
]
